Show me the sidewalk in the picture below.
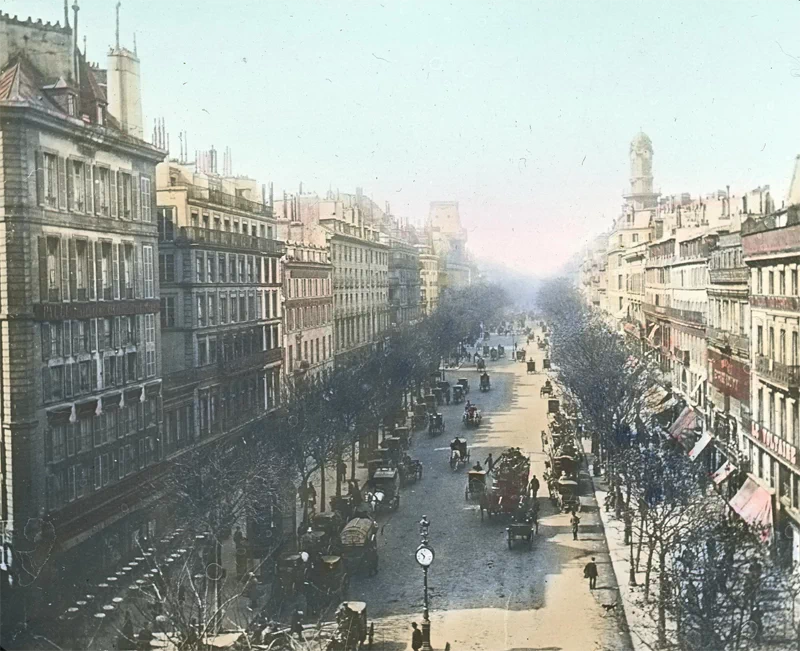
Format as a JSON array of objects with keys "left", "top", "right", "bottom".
[{"left": 581, "top": 439, "right": 661, "bottom": 651}]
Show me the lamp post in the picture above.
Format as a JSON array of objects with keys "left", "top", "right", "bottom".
[{"left": 415, "top": 515, "right": 434, "bottom": 651}]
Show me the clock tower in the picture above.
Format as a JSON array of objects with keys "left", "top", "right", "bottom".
[{"left": 625, "top": 131, "right": 659, "bottom": 210}]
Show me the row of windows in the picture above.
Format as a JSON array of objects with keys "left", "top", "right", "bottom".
[
  {"left": 287, "top": 334, "right": 332, "bottom": 371},
  {"left": 754, "top": 266, "right": 800, "bottom": 297},
  {"left": 755, "top": 385, "right": 800, "bottom": 449},
  {"left": 191, "top": 290, "right": 279, "bottom": 328},
  {"left": 287, "top": 276, "right": 331, "bottom": 298},
  {"left": 709, "top": 298, "right": 748, "bottom": 336},
  {"left": 39, "top": 237, "right": 155, "bottom": 303},
  {"left": 335, "top": 313, "right": 386, "bottom": 350},
  {"left": 755, "top": 324, "right": 800, "bottom": 366},
  {"left": 332, "top": 244, "right": 387, "bottom": 265},
  {"left": 41, "top": 316, "right": 148, "bottom": 361},
  {"left": 336, "top": 268, "right": 387, "bottom": 287},
  {"left": 188, "top": 251, "right": 280, "bottom": 285},
  {"left": 286, "top": 304, "right": 332, "bottom": 331},
  {"left": 46, "top": 435, "right": 158, "bottom": 511},
  {"left": 37, "top": 151, "right": 153, "bottom": 222},
  {"left": 46, "top": 400, "right": 159, "bottom": 464},
  {"left": 189, "top": 210, "right": 272, "bottom": 240},
  {"left": 286, "top": 246, "right": 327, "bottom": 263},
  {"left": 195, "top": 324, "right": 279, "bottom": 368}
]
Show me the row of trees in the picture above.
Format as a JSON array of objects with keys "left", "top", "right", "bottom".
[
  {"left": 66, "top": 283, "right": 508, "bottom": 651},
  {"left": 537, "top": 278, "right": 797, "bottom": 650}
]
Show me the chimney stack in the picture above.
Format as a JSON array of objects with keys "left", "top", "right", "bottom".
[{"left": 72, "top": 2, "right": 80, "bottom": 86}]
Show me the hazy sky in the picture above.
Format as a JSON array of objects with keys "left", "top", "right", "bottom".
[{"left": 10, "top": 1, "right": 800, "bottom": 275}]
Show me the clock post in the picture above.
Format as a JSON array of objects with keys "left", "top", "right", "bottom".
[{"left": 415, "top": 515, "right": 434, "bottom": 651}]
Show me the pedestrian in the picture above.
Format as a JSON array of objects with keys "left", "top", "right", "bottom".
[
  {"left": 306, "top": 483, "right": 317, "bottom": 514},
  {"left": 337, "top": 458, "right": 347, "bottom": 484},
  {"left": 529, "top": 474, "right": 540, "bottom": 498},
  {"left": 411, "top": 622, "right": 423, "bottom": 651},
  {"left": 570, "top": 512, "right": 581, "bottom": 541},
  {"left": 583, "top": 557, "right": 598, "bottom": 590},
  {"left": 484, "top": 453, "right": 494, "bottom": 472}
]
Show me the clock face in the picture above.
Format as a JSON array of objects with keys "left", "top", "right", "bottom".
[{"left": 415, "top": 546, "right": 434, "bottom": 567}]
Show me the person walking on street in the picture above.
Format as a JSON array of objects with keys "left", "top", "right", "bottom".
[
  {"left": 411, "top": 622, "right": 423, "bottom": 651},
  {"left": 484, "top": 453, "right": 494, "bottom": 472},
  {"left": 584, "top": 557, "right": 598, "bottom": 590},
  {"left": 570, "top": 511, "right": 581, "bottom": 541},
  {"left": 529, "top": 474, "right": 540, "bottom": 498},
  {"left": 337, "top": 458, "right": 348, "bottom": 485}
]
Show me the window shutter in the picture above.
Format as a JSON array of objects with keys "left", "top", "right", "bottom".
[
  {"left": 35, "top": 151, "right": 44, "bottom": 205},
  {"left": 66, "top": 159, "right": 74, "bottom": 211},
  {"left": 42, "top": 367, "right": 51, "bottom": 403},
  {"left": 68, "top": 239, "right": 77, "bottom": 301},
  {"left": 62, "top": 320, "right": 72, "bottom": 358},
  {"left": 117, "top": 172, "right": 124, "bottom": 219},
  {"left": 112, "top": 244, "right": 120, "bottom": 300},
  {"left": 94, "top": 241, "right": 103, "bottom": 300},
  {"left": 41, "top": 323, "right": 51, "bottom": 362},
  {"left": 89, "top": 318, "right": 97, "bottom": 352},
  {"left": 132, "top": 172, "right": 140, "bottom": 220},
  {"left": 87, "top": 241, "right": 96, "bottom": 300},
  {"left": 134, "top": 245, "right": 142, "bottom": 299},
  {"left": 59, "top": 238, "right": 69, "bottom": 301},
  {"left": 38, "top": 236, "right": 49, "bottom": 301},
  {"left": 92, "top": 166, "right": 100, "bottom": 215},
  {"left": 85, "top": 164, "right": 94, "bottom": 214},
  {"left": 110, "top": 170, "right": 118, "bottom": 218},
  {"left": 57, "top": 157, "right": 67, "bottom": 210}
]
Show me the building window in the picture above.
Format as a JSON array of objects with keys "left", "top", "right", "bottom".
[
  {"left": 70, "top": 160, "right": 87, "bottom": 212},
  {"left": 160, "top": 296, "right": 175, "bottom": 328},
  {"left": 140, "top": 176, "right": 152, "bottom": 222},
  {"left": 118, "top": 172, "right": 132, "bottom": 219},
  {"left": 145, "top": 314, "right": 156, "bottom": 377},
  {"left": 159, "top": 253, "right": 175, "bottom": 283},
  {"left": 143, "top": 246, "right": 154, "bottom": 298},
  {"left": 44, "top": 153, "right": 58, "bottom": 208},
  {"left": 218, "top": 254, "right": 227, "bottom": 282}
]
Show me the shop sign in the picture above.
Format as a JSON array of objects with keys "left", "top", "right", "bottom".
[
  {"left": 708, "top": 349, "right": 750, "bottom": 403},
  {"left": 753, "top": 424, "right": 799, "bottom": 467}
]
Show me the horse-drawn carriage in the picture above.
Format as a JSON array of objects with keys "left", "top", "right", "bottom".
[
  {"left": 452, "top": 384, "right": 465, "bottom": 404},
  {"left": 542, "top": 358, "right": 551, "bottom": 370},
  {"left": 465, "top": 469, "right": 487, "bottom": 500},
  {"left": 272, "top": 552, "right": 307, "bottom": 604},
  {"left": 449, "top": 437, "right": 470, "bottom": 470},
  {"left": 437, "top": 381, "right": 452, "bottom": 404},
  {"left": 540, "top": 380, "right": 553, "bottom": 398},
  {"left": 339, "top": 518, "right": 379, "bottom": 576},
  {"left": 497, "top": 344, "right": 505, "bottom": 358},
  {"left": 457, "top": 378, "right": 470, "bottom": 395},
  {"left": 423, "top": 394, "right": 437, "bottom": 415},
  {"left": 365, "top": 469, "right": 400, "bottom": 512},
  {"left": 326, "top": 601, "right": 375, "bottom": 651},
  {"left": 538, "top": 340, "right": 547, "bottom": 350},
  {"left": 305, "top": 555, "right": 349, "bottom": 615},
  {"left": 554, "top": 478, "right": 580, "bottom": 513},
  {"left": 490, "top": 347, "right": 498, "bottom": 361},
  {"left": 527, "top": 360, "right": 536, "bottom": 374},
  {"left": 507, "top": 519, "right": 534, "bottom": 550},
  {"left": 479, "top": 372, "right": 491, "bottom": 392},
  {"left": 394, "top": 426, "right": 411, "bottom": 449},
  {"left": 399, "top": 453, "right": 423, "bottom": 485},
  {"left": 412, "top": 403, "right": 428, "bottom": 430},
  {"left": 476, "top": 357, "right": 486, "bottom": 372},
  {"left": 463, "top": 405, "right": 482, "bottom": 427},
  {"left": 516, "top": 350, "right": 526, "bottom": 362},
  {"left": 428, "top": 412, "right": 445, "bottom": 436}
]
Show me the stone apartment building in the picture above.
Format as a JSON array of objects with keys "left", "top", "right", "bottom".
[
  {"left": 155, "top": 159, "right": 284, "bottom": 455},
  {"left": 417, "top": 243, "right": 441, "bottom": 316},
  {"left": 276, "top": 190, "right": 389, "bottom": 365},
  {"left": 384, "top": 216, "right": 421, "bottom": 328},
  {"left": 428, "top": 201, "right": 471, "bottom": 290},
  {"left": 0, "top": 10, "right": 166, "bottom": 634},
  {"left": 279, "top": 221, "right": 334, "bottom": 376}
]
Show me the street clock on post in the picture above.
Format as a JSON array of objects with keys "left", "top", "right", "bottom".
[{"left": 415, "top": 544, "right": 434, "bottom": 568}]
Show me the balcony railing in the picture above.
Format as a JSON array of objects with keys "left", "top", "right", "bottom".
[
  {"left": 665, "top": 306, "right": 705, "bottom": 326},
  {"left": 751, "top": 295, "right": 800, "bottom": 313},
  {"left": 220, "top": 347, "right": 283, "bottom": 373},
  {"left": 642, "top": 303, "right": 667, "bottom": 315},
  {"left": 707, "top": 326, "right": 749, "bottom": 356},
  {"left": 176, "top": 226, "right": 285, "bottom": 255},
  {"left": 186, "top": 184, "right": 272, "bottom": 217},
  {"left": 709, "top": 267, "right": 749, "bottom": 284},
  {"left": 755, "top": 354, "right": 800, "bottom": 388}
]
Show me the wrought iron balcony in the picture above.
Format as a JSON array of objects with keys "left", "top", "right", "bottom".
[
  {"left": 186, "top": 183, "right": 272, "bottom": 217},
  {"left": 665, "top": 306, "right": 705, "bottom": 326},
  {"left": 707, "top": 326, "right": 750, "bottom": 357},
  {"left": 709, "top": 267, "right": 749, "bottom": 284},
  {"left": 755, "top": 354, "right": 800, "bottom": 389},
  {"left": 175, "top": 226, "right": 285, "bottom": 256},
  {"left": 751, "top": 295, "right": 800, "bottom": 313}
]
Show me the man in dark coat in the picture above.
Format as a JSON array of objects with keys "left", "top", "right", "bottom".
[
  {"left": 411, "top": 622, "right": 423, "bottom": 651},
  {"left": 584, "top": 557, "right": 598, "bottom": 590}
]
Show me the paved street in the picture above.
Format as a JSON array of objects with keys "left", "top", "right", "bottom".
[{"left": 348, "top": 334, "right": 634, "bottom": 651}]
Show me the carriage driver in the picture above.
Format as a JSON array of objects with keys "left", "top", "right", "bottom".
[{"left": 472, "top": 461, "right": 483, "bottom": 472}]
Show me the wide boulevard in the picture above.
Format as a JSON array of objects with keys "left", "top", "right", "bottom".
[{"left": 348, "top": 332, "right": 634, "bottom": 651}]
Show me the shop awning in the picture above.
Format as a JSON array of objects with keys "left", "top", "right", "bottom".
[
  {"left": 648, "top": 324, "right": 660, "bottom": 344},
  {"left": 688, "top": 431, "right": 713, "bottom": 461},
  {"left": 623, "top": 322, "right": 640, "bottom": 338},
  {"left": 711, "top": 460, "right": 737, "bottom": 485},
  {"left": 729, "top": 477, "right": 774, "bottom": 541},
  {"left": 669, "top": 406, "right": 697, "bottom": 439}
]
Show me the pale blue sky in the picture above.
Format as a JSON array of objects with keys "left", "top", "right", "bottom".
[{"left": 10, "top": 1, "right": 800, "bottom": 275}]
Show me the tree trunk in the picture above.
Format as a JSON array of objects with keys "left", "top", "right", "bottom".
[
  {"left": 335, "top": 448, "right": 343, "bottom": 498},
  {"left": 316, "top": 463, "right": 326, "bottom": 514},
  {"left": 657, "top": 546, "right": 668, "bottom": 647},
  {"left": 644, "top": 535, "right": 655, "bottom": 600},
  {"left": 351, "top": 439, "right": 357, "bottom": 480},
  {"left": 635, "top": 511, "right": 646, "bottom": 572}
]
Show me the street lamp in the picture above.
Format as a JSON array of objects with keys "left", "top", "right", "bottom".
[{"left": 414, "top": 515, "right": 434, "bottom": 651}]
